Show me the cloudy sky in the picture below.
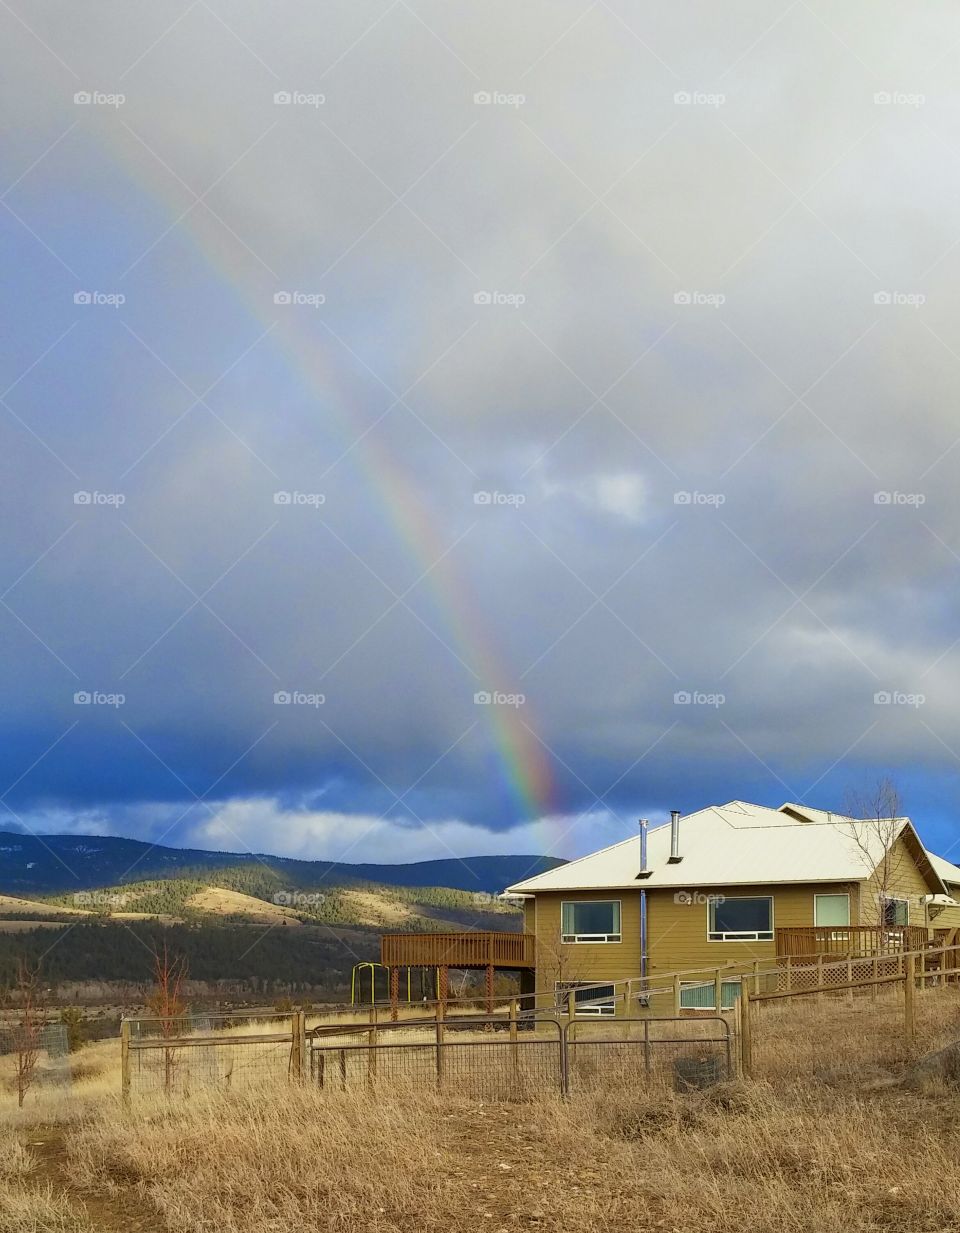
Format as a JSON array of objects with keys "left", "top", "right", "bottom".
[{"left": 3, "top": 0, "right": 960, "bottom": 867}]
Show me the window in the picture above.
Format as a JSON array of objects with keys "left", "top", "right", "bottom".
[
  {"left": 560, "top": 900, "right": 621, "bottom": 943},
  {"left": 556, "top": 982, "right": 616, "bottom": 1016},
  {"left": 883, "top": 897, "right": 909, "bottom": 927},
  {"left": 679, "top": 980, "right": 741, "bottom": 1011},
  {"left": 708, "top": 896, "right": 773, "bottom": 941},
  {"left": 814, "top": 893, "right": 850, "bottom": 927}
]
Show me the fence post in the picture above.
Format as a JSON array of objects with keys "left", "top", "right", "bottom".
[
  {"left": 785, "top": 955, "right": 792, "bottom": 992},
  {"left": 740, "top": 982, "right": 753, "bottom": 1079},
  {"left": 816, "top": 956, "right": 823, "bottom": 1004},
  {"left": 509, "top": 998, "right": 518, "bottom": 1082},
  {"left": 643, "top": 1016, "right": 651, "bottom": 1075},
  {"left": 121, "top": 1019, "right": 131, "bottom": 1106},
  {"left": 435, "top": 1001, "right": 445, "bottom": 1089},
  {"left": 846, "top": 957, "right": 854, "bottom": 1005},
  {"left": 673, "top": 974, "right": 681, "bottom": 1015},
  {"left": 291, "top": 1011, "right": 306, "bottom": 1083},
  {"left": 714, "top": 970, "right": 723, "bottom": 1016},
  {"left": 904, "top": 953, "right": 916, "bottom": 1051},
  {"left": 367, "top": 1007, "right": 378, "bottom": 1084},
  {"left": 752, "top": 960, "right": 760, "bottom": 996},
  {"left": 871, "top": 956, "right": 878, "bottom": 1002}
]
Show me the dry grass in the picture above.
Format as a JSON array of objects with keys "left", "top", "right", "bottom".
[{"left": 4, "top": 987, "right": 960, "bottom": 1230}]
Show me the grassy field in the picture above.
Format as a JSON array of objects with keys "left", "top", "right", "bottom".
[{"left": 3, "top": 990, "right": 960, "bottom": 1232}]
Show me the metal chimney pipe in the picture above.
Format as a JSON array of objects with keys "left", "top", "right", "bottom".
[
  {"left": 639, "top": 818, "right": 648, "bottom": 872},
  {"left": 668, "top": 810, "right": 683, "bottom": 864}
]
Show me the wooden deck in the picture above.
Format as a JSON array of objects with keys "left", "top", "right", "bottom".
[
  {"left": 380, "top": 931, "right": 535, "bottom": 969},
  {"left": 775, "top": 925, "right": 928, "bottom": 957}
]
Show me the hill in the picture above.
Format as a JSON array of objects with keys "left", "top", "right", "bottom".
[{"left": 0, "top": 831, "right": 563, "bottom": 897}]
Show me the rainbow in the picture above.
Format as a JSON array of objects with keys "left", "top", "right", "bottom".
[{"left": 114, "top": 177, "right": 558, "bottom": 826}]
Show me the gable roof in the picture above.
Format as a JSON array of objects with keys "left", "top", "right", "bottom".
[
  {"left": 505, "top": 801, "right": 950, "bottom": 895},
  {"left": 927, "top": 850, "right": 960, "bottom": 889}
]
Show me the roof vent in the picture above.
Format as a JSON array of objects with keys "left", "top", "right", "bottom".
[
  {"left": 636, "top": 818, "right": 653, "bottom": 879},
  {"left": 667, "top": 809, "right": 683, "bottom": 863}
]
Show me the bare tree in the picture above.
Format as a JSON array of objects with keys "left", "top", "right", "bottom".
[
  {"left": 11, "top": 960, "right": 45, "bottom": 1109},
  {"left": 843, "top": 776, "right": 911, "bottom": 929},
  {"left": 147, "top": 943, "right": 188, "bottom": 1093}
]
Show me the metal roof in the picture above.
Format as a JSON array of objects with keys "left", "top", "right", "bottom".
[{"left": 505, "top": 801, "right": 950, "bottom": 895}]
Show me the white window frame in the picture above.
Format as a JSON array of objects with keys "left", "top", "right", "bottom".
[
  {"left": 707, "top": 895, "right": 774, "bottom": 942},
  {"left": 555, "top": 981, "right": 616, "bottom": 1016},
  {"left": 560, "top": 899, "right": 622, "bottom": 944},
  {"left": 813, "top": 892, "right": 851, "bottom": 929},
  {"left": 679, "top": 979, "right": 742, "bottom": 1011}
]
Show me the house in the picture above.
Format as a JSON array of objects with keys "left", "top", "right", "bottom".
[{"left": 503, "top": 800, "right": 956, "bottom": 1015}]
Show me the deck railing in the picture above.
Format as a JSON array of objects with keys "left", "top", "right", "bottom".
[
  {"left": 380, "top": 931, "right": 536, "bottom": 968},
  {"left": 775, "top": 925, "right": 928, "bottom": 957}
]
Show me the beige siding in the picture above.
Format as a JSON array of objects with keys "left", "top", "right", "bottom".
[
  {"left": 531, "top": 890, "right": 641, "bottom": 1011},
  {"left": 646, "top": 882, "right": 858, "bottom": 975},
  {"left": 861, "top": 835, "right": 933, "bottom": 927}
]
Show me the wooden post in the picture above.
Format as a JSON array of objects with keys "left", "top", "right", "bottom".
[
  {"left": 673, "top": 974, "right": 681, "bottom": 1016},
  {"left": 390, "top": 966, "right": 399, "bottom": 1022},
  {"left": 438, "top": 965, "right": 448, "bottom": 1012},
  {"left": 291, "top": 1011, "right": 306, "bottom": 1083},
  {"left": 121, "top": 1019, "right": 131, "bottom": 1106},
  {"left": 509, "top": 997, "right": 518, "bottom": 1083},
  {"left": 367, "top": 1006, "right": 378, "bottom": 1083},
  {"left": 816, "top": 955, "right": 824, "bottom": 1004},
  {"left": 846, "top": 957, "right": 854, "bottom": 1005},
  {"left": 752, "top": 960, "right": 760, "bottom": 996},
  {"left": 871, "top": 956, "right": 878, "bottom": 1002},
  {"left": 714, "top": 970, "right": 723, "bottom": 1015},
  {"left": 740, "top": 983, "right": 753, "bottom": 1079},
  {"left": 785, "top": 955, "right": 792, "bottom": 992},
  {"left": 904, "top": 953, "right": 916, "bottom": 1051},
  {"left": 435, "top": 1000, "right": 445, "bottom": 1089},
  {"left": 485, "top": 963, "right": 494, "bottom": 1015}
]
